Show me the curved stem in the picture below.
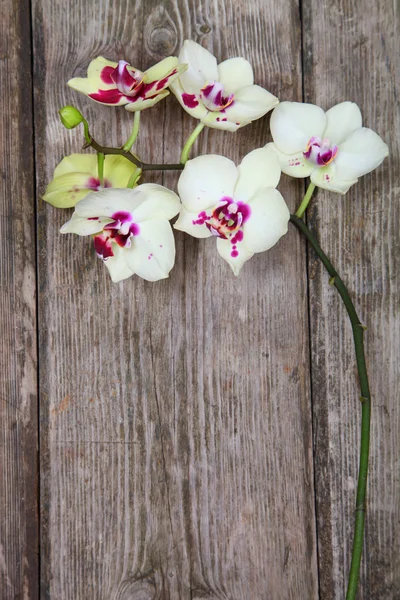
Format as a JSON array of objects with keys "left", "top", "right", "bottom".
[
  {"left": 290, "top": 215, "right": 371, "bottom": 600},
  {"left": 84, "top": 137, "right": 184, "bottom": 171},
  {"left": 127, "top": 168, "right": 142, "bottom": 188},
  {"left": 295, "top": 182, "right": 316, "bottom": 218},
  {"left": 180, "top": 122, "right": 205, "bottom": 164},
  {"left": 122, "top": 111, "right": 141, "bottom": 152},
  {"left": 82, "top": 118, "right": 91, "bottom": 145}
]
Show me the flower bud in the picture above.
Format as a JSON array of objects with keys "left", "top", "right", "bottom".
[{"left": 59, "top": 105, "right": 84, "bottom": 129}]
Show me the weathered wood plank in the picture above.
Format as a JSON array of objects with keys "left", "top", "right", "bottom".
[
  {"left": 33, "top": 0, "right": 318, "bottom": 597},
  {"left": 303, "top": 0, "right": 400, "bottom": 597},
  {"left": 0, "top": 1, "right": 39, "bottom": 598}
]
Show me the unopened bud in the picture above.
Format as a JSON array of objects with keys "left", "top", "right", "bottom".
[{"left": 59, "top": 105, "right": 84, "bottom": 129}]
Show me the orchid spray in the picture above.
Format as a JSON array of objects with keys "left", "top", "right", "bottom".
[{"left": 45, "top": 39, "right": 388, "bottom": 599}]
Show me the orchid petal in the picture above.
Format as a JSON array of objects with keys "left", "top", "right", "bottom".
[
  {"left": 60, "top": 212, "right": 111, "bottom": 235},
  {"left": 234, "top": 147, "right": 281, "bottom": 202},
  {"left": 310, "top": 164, "right": 357, "bottom": 194},
  {"left": 178, "top": 40, "right": 219, "bottom": 95},
  {"left": 68, "top": 77, "right": 127, "bottom": 106},
  {"left": 143, "top": 56, "right": 179, "bottom": 82},
  {"left": 125, "top": 220, "right": 176, "bottom": 281},
  {"left": 145, "top": 62, "right": 187, "bottom": 93},
  {"left": 333, "top": 127, "right": 389, "bottom": 180},
  {"left": 200, "top": 111, "right": 240, "bottom": 131},
  {"left": 43, "top": 173, "right": 98, "bottom": 208},
  {"left": 143, "top": 61, "right": 187, "bottom": 100},
  {"left": 222, "top": 85, "right": 278, "bottom": 124},
  {"left": 130, "top": 184, "right": 180, "bottom": 221},
  {"left": 216, "top": 238, "right": 254, "bottom": 275},
  {"left": 102, "top": 155, "right": 138, "bottom": 187},
  {"left": 242, "top": 188, "right": 289, "bottom": 253},
  {"left": 178, "top": 155, "right": 238, "bottom": 212},
  {"left": 174, "top": 206, "right": 213, "bottom": 238},
  {"left": 74, "top": 189, "right": 146, "bottom": 218},
  {"left": 169, "top": 77, "right": 208, "bottom": 119},
  {"left": 45, "top": 155, "right": 139, "bottom": 208},
  {"left": 53, "top": 154, "right": 97, "bottom": 178},
  {"left": 68, "top": 57, "right": 129, "bottom": 105},
  {"left": 217, "top": 57, "right": 254, "bottom": 94},
  {"left": 270, "top": 102, "right": 326, "bottom": 154},
  {"left": 124, "top": 90, "right": 170, "bottom": 112},
  {"left": 67, "top": 57, "right": 118, "bottom": 96},
  {"left": 86, "top": 57, "right": 118, "bottom": 88},
  {"left": 102, "top": 245, "right": 134, "bottom": 282},
  {"left": 323, "top": 102, "right": 363, "bottom": 145},
  {"left": 265, "top": 142, "right": 315, "bottom": 178}
]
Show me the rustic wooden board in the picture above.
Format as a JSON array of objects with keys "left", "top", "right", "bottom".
[
  {"left": 0, "top": 1, "right": 39, "bottom": 598},
  {"left": 303, "top": 0, "right": 400, "bottom": 597},
  {"left": 32, "top": 0, "right": 318, "bottom": 598}
]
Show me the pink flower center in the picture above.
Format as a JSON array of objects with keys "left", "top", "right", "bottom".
[
  {"left": 200, "top": 81, "right": 235, "bottom": 112},
  {"left": 93, "top": 210, "right": 140, "bottom": 260},
  {"left": 193, "top": 197, "right": 250, "bottom": 259},
  {"left": 95, "top": 61, "right": 177, "bottom": 105},
  {"left": 87, "top": 177, "right": 112, "bottom": 191},
  {"left": 111, "top": 61, "right": 143, "bottom": 96},
  {"left": 303, "top": 137, "right": 338, "bottom": 166}
]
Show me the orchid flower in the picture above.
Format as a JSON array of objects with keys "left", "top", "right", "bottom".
[
  {"left": 60, "top": 185, "right": 180, "bottom": 282},
  {"left": 174, "top": 147, "right": 289, "bottom": 274},
  {"left": 68, "top": 56, "right": 187, "bottom": 111},
  {"left": 43, "top": 154, "right": 139, "bottom": 208},
  {"left": 170, "top": 40, "right": 279, "bottom": 131},
  {"left": 267, "top": 101, "right": 389, "bottom": 194}
]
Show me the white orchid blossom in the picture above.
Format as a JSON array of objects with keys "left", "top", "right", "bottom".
[
  {"left": 170, "top": 40, "right": 278, "bottom": 131},
  {"left": 174, "top": 147, "right": 289, "bottom": 274},
  {"left": 60, "top": 186, "right": 180, "bottom": 282},
  {"left": 267, "top": 101, "right": 389, "bottom": 194}
]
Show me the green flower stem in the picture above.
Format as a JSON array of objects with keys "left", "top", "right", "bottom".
[
  {"left": 290, "top": 215, "right": 371, "bottom": 600},
  {"left": 295, "top": 182, "right": 316, "bottom": 218},
  {"left": 122, "top": 112, "right": 141, "bottom": 152},
  {"left": 97, "top": 152, "right": 105, "bottom": 187},
  {"left": 127, "top": 168, "right": 142, "bottom": 188},
  {"left": 84, "top": 137, "right": 184, "bottom": 172},
  {"left": 180, "top": 122, "right": 205, "bottom": 164},
  {"left": 82, "top": 118, "right": 91, "bottom": 145}
]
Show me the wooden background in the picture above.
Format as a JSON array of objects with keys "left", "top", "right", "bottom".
[{"left": 1, "top": 0, "right": 399, "bottom": 597}]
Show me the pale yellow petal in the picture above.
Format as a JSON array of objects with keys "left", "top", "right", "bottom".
[
  {"left": 103, "top": 155, "right": 138, "bottom": 187},
  {"left": 53, "top": 154, "right": 97, "bottom": 178},
  {"left": 124, "top": 90, "right": 169, "bottom": 112},
  {"left": 43, "top": 173, "right": 95, "bottom": 208},
  {"left": 143, "top": 57, "right": 179, "bottom": 82}
]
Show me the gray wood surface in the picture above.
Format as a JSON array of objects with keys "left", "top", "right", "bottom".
[
  {"left": 0, "top": 0, "right": 398, "bottom": 598},
  {"left": 303, "top": 0, "right": 400, "bottom": 598},
  {"left": 32, "top": 0, "right": 317, "bottom": 598},
  {"left": 0, "top": 1, "right": 39, "bottom": 599}
]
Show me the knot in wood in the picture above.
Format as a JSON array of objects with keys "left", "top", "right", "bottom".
[
  {"left": 144, "top": 6, "right": 178, "bottom": 59},
  {"left": 114, "top": 578, "right": 157, "bottom": 600}
]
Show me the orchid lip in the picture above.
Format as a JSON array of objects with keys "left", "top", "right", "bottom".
[
  {"left": 304, "top": 136, "right": 338, "bottom": 167},
  {"left": 110, "top": 61, "right": 145, "bottom": 96},
  {"left": 93, "top": 210, "right": 140, "bottom": 259},
  {"left": 193, "top": 197, "right": 250, "bottom": 240},
  {"left": 200, "top": 81, "right": 235, "bottom": 112}
]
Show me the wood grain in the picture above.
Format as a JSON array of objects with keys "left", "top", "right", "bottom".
[
  {"left": 302, "top": 0, "right": 400, "bottom": 597},
  {"left": 32, "top": 0, "right": 318, "bottom": 597},
  {"left": 0, "top": 1, "right": 39, "bottom": 598}
]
